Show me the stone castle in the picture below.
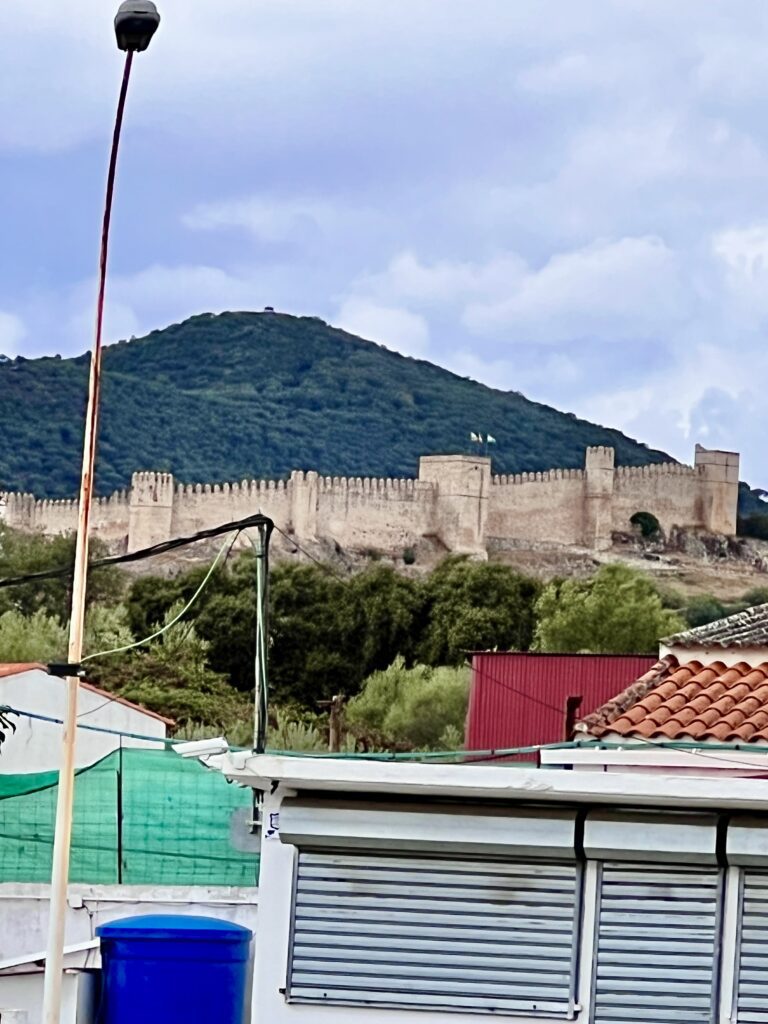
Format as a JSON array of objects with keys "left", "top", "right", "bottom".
[{"left": 0, "top": 444, "right": 739, "bottom": 558}]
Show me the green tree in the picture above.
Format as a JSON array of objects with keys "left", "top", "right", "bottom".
[
  {"left": 92, "top": 605, "right": 249, "bottom": 728},
  {"left": 683, "top": 595, "right": 726, "bottom": 629},
  {"left": 534, "top": 564, "right": 683, "bottom": 654},
  {"left": 0, "top": 525, "right": 125, "bottom": 622},
  {"left": 0, "top": 608, "right": 67, "bottom": 662},
  {"left": 344, "top": 566, "right": 423, "bottom": 673},
  {"left": 346, "top": 657, "right": 470, "bottom": 750},
  {"left": 417, "top": 557, "right": 540, "bottom": 665}
]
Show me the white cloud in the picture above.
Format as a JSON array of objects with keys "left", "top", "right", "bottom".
[
  {"left": 335, "top": 298, "right": 430, "bottom": 358},
  {"left": 184, "top": 197, "right": 338, "bottom": 244},
  {"left": 0, "top": 312, "right": 26, "bottom": 357},
  {"left": 356, "top": 251, "right": 527, "bottom": 307},
  {"left": 463, "top": 236, "right": 688, "bottom": 343}
]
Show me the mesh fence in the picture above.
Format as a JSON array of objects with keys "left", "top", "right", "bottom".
[{"left": 0, "top": 749, "right": 259, "bottom": 886}]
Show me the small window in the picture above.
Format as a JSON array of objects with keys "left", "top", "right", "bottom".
[{"left": 288, "top": 849, "right": 582, "bottom": 1017}]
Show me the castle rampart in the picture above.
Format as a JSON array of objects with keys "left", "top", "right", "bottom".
[{"left": 0, "top": 445, "right": 740, "bottom": 558}]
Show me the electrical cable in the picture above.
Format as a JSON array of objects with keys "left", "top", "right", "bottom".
[
  {"left": 76, "top": 529, "right": 243, "bottom": 720},
  {"left": 81, "top": 531, "right": 237, "bottom": 663},
  {"left": 272, "top": 525, "right": 348, "bottom": 582},
  {"left": 0, "top": 512, "right": 274, "bottom": 590}
]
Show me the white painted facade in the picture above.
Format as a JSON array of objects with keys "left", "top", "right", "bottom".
[
  {"left": 206, "top": 753, "right": 768, "bottom": 1024},
  {"left": 0, "top": 670, "right": 168, "bottom": 773}
]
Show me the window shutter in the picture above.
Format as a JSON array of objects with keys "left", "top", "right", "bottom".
[
  {"left": 735, "top": 870, "right": 768, "bottom": 1022},
  {"left": 288, "top": 849, "right": 582, "bottom": 1017},
  {"left": 591, "top": 862, "right": 721, "bottom": 1024}
]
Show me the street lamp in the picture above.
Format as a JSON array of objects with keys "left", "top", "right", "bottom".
[
  {"left": 41, "top": 6, "right": 160, "bottom": 1023},
  {"left": 115, "top": 1, "right": 161, "bottom": 52}
]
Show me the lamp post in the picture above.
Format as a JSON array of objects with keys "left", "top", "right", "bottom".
[{"left": 41, "top": 6, "right": 160, "bottom": 1022}]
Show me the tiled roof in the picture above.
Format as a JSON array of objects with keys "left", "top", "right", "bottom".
[
  {"left": 583, "top": 657, "right": 768, "bottom": 742},
  {"left": 663, "top": 603, "right": 768, "bottom": 649}
]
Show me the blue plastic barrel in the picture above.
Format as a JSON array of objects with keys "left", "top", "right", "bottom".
[{"left": 97, "top": 915, "right": 252, "bottom": 1024}]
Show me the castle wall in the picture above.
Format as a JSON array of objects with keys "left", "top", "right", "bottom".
[
  {"left": 169, "top": 477, "right": 293, "bottom": 542},
  {"left": 316, "top": 476, "right": 435, "bottom": 553},
  {"left": 611, "top": 462, "right": 702, "bottom": 535},
  {"left": 0, "top": 445, "right": 741, "bottom": 558},
  {"left": 487, "top": 470, "right": 586, "bottom": 546}
]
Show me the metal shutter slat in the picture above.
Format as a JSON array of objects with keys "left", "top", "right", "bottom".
[
  {"left": 289, "top": 849, "right": 580, "bottom": 1016},
  {"left": 736, "top": 870, "right": 768, "bottom": 1021},
  {"left": 591, "top": 862, "right": 720, "bottom": 1024}
]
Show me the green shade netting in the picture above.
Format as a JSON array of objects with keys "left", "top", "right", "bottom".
[{"left": 0, "top": 749, "right": 258, "bottom": 886}]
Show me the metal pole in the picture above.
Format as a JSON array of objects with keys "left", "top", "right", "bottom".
[{"left": 41, "top": 51, "right": 134, "bottom": 1024}]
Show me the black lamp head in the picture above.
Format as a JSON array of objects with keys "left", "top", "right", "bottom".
[{"left": 115, "top": 1, "right": 161, "bottom": 53}]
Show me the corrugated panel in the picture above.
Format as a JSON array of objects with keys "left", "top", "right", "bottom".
[
  {"left": 591, "top": 862, "right": 721, "bottom": 1024},
  {"left": 467, "top": 653, "right": 656, "bottom": 754},
  {"left": 289, "top": 850, "right": 581, "bottom": 1016},
  {"left": 735, "top": 871, "right": 768, "bottom": 1021}
]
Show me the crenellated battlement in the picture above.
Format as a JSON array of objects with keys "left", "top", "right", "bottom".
[
  {"left": 0, "top": 443, "right": 740, "bottom": 555},
  {"left": 615, "top": 461, "right": 697, "bottom": 479},
  {"left": 492, "top": 468, "right": 585, "bottom": 485}
]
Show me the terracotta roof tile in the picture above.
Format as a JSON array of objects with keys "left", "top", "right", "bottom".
[{"left": 583, "top": 659, "right": 768, "bottom": 744}]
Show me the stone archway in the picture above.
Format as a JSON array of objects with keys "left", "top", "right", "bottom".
[{"left": 630, "top": 510, "right": 662, "bottom": 540}]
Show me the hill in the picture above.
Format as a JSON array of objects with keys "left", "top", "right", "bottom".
[{"left": 0, "top": 311, "right": 673, "bottom": 497}]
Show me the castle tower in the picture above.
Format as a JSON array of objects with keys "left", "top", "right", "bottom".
[
  {"left": 128, "top": 472, "right": 175, "bottom": 552},
  {"left": 694, "top": 446, "right": 740, "bottom": 535},
  {"left": 290, "top": 470, "right": 319, "bottom": 541},
  {"left": 584, "top": 446, "right": 615, "bottom": 551},
  {"left": 418, "top": 454, "right": 491, "bottom": 557}
]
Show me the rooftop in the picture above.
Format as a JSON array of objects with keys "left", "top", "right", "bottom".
[
  {"left": 663, "top": 603, "right": 768, "bottom": 649},
  {"left": 581, "top": 657, "right": 768, "bottom": 742},
  {"left": 207, "top": 751, "right": 768, "bottom": 813},
  {"left": 0, "top": 663, "right": 173, "bottom": 726}
]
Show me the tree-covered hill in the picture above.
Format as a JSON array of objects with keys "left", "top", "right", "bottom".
[{"left": 0, "top": 311, "right": 671, "bottom": 497}]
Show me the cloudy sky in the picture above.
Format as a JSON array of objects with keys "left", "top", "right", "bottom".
[{"left": 3, "top": 2, "right": 768, "bottom": 483}]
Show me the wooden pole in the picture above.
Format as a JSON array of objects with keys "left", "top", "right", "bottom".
[
  {"left": 329, "top": 695, "right": 344, "bottom": 753},
  {"left": 41, "top": 51, "right": 134, "bottom": 1024}
]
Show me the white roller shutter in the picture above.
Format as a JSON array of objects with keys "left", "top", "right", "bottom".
[
  {"left": 288, "top": 849, "right": 582, "bottom": 1017},
  {"left": 591, "top": 862, "right": 722, "bottom": 1024},
  {"left": 734, "top": 870, "right": 768, "bottom": 1022}
]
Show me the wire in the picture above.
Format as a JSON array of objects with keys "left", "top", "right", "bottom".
[
  {"left": 273, "top": 525, "right": 348, "bottom": 583},
  {"left": 81, "top": 530, "right": 238, "bottom": 665},
  {"left": 469, "top": 658, "right": 574, "bottom": 717},
  {"left": 0, "top": 512, "right": 274, "bottom": 590}
]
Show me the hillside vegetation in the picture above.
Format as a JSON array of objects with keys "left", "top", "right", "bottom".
[{"left": 0, "top": 311, "right": 671, "bottom": 497}]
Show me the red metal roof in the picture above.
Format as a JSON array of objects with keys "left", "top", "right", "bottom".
[{"left": 466, "top": 652, "right": 656, "bottom": 754}]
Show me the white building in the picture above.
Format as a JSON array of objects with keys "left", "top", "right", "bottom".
[
  {"left": 0, "top": 664, "right": 171, "bottom": 773},
  {"left": 206, "top": 750, "right": 768, "bottom": 1024}
]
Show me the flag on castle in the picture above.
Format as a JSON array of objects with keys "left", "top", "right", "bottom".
[
  {"left": 487, "top": 434, "right": 497, "bottom": 444},
  {"left": 470, "top": 432, "right": 481, "bottom": 442}
]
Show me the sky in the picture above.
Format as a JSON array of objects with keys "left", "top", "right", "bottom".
[{"left": 3, "top": 2, "right": 768, "bottom": 483}]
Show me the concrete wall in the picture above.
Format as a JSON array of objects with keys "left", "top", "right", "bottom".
[
  {"left": 0, "top": 445, "right": 740, "bottom": 557},
  {"left": 0, "top": 883, "right": 258, "bottom": 961},
  {"left": 0, "top": 883, "right": 259, "bottom": 1024},
  {"left": 0, "top": 671, "right": 167, "bottom": 774}
]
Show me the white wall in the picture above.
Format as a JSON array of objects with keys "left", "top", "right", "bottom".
[
  {"left": 0, "top": 671, "right": 166, "bottom": 774},
  {"left": 0, "top": 883, "right": 258, "bottom": 962},
  {"left": 0, "top": 884, "right": 258, "bottom": 1024},
  {"left": 0, "top": 971, "right": 92, "bottom": 1024}
]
